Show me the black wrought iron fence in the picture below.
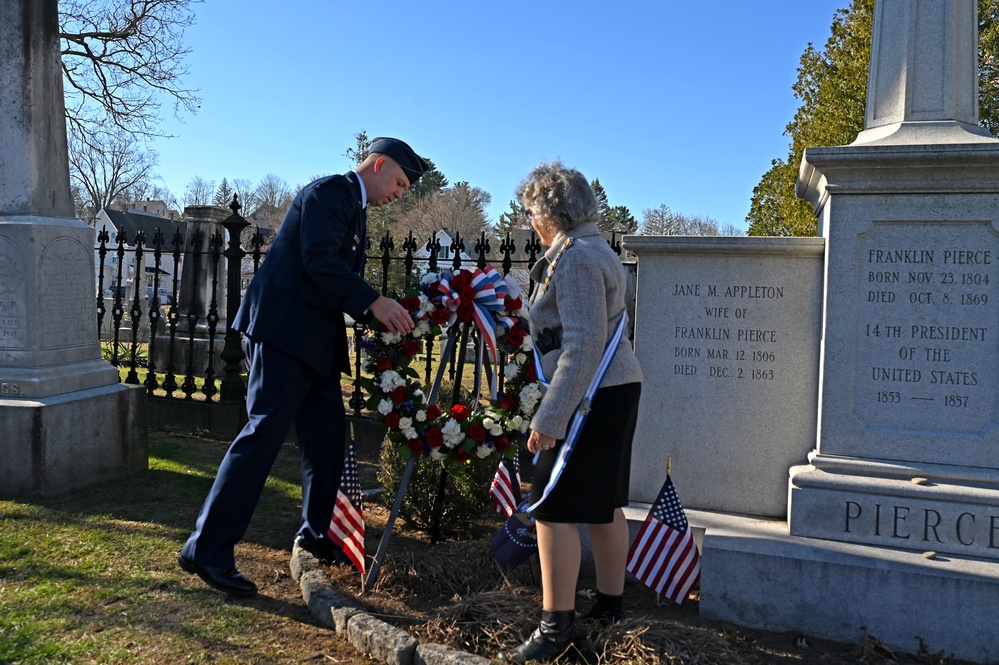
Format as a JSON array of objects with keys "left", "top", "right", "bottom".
[{"left": 94, "top": 199, "right": 632, "bottom": 418}]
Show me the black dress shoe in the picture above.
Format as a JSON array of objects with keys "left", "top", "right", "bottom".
[
  {"left": 294, "top": 533, "right": 349, "bottom": 565},
  {"left": 178, "top": 555, "right": 257, "bottom": 597}
]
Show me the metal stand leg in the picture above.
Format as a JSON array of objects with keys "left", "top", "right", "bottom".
[{"left": 363, "top": 455, "right": 416, "bottom": 592}]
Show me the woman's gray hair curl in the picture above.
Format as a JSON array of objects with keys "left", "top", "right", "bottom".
[{"left": 516, "top": 161, "right": 599, "bottom": 235}]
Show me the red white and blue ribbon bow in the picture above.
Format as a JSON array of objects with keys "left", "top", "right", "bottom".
[{"left": 437, "top": 266, "right": 518, "bottom": 363}]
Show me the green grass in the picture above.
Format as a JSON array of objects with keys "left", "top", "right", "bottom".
[{"left": 0, "top": 432, "right": 366, "bottom": 665}]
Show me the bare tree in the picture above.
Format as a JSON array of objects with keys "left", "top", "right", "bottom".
[
  {"left": 59, "top": 0, "right": 202, "bottom": 143},
  {"left": 253, "top": 174, "right": 292, "bottom": 211},
  {"left": 68, "top": 126, "right": 158, "bottom": 223},
  {"left": 396, "top": 182, "right": 491, "bottom": 242},
  {"left": 231, "top": 178, "right": 259, "bottom": 213},
  {"left": 639, "top": 204, "right": 721, "bottom": 236},
  {"left": 184, "top": 176, "right": 215, "bottom": 207}
]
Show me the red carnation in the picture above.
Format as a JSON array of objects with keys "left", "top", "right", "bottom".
[
  {"left": 402, "top": 339, "right": 420, "bottom": 358},
  {"left": 505, "top": 296, "right": 523, "bottom": 312},
  {"left": 400, "top": 296, "right": 421, "bottom": 311},
  {"left": 426, "top": 404, "right": 442, "bottom": 420},
  {"left": 468, "top": 424, "right": 486, "bottom": 442},
  {"left": 499, "top": 393, "right": 518, "bottom": 411},
  {"left": 456, "top": 447, "right": 471, "bottom": 462},
  {"left": 430, "top": 308, "right": 451, "bottom": 325},
  {"left": 391, "top": 386, "right": 408, "bottom": 404},
  {"left": 451, "top": 271, "right": 472, "bottom": 291},
  {"left": 456, "top": 301, "right": 474, "bottom": 323},
  {"left": 460, "top": 286, "right": 476, "bottom": 302},
  {"left": 525, "top": 363, "right": 537, "bottom": 380},
  {"left": 407, "top": 438, "right": 424, "bottom": 455},
  {"left": 495, "top": 435, "right": 510, "bottom": 452},
  {"left": 506, "top": 326, "right": 526, "bottom": 347},
  {"left": 375, "top": 356, "right": 392, "bottom": 371},
  {"left": 384, "top": 412, "right": 401, "bottom": 429},
  {"left": 426, "top": 428, "right": 443, "bottom": 448},
  {"left": 450, "top": 404, "right": 469, "bottom": 422}
]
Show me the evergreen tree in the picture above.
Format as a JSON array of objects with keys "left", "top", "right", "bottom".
[
  {"left": 603, "top": 205, "right": 638, "bottom": 234},
  {"left": 496, "top": 199, "right": 529, "bottom": 236},
  {"left": 591, "top": 178, "right": 612, "bottom": 220},
  {"left": 214, "top": 178, "right": 234, "bottom": 208}
]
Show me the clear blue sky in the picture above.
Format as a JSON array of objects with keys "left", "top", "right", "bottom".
[{"left": 151, "top": 1, "right": 850, "bottom": 233}]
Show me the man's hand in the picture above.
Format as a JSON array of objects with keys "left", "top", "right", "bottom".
[{"left": 369, "top": 296, "right": 414, "bottom": 335}]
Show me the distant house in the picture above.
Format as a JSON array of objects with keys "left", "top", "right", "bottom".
[
  {"left": 412, "top": 228, "right": 475, "bottom": 272},
  {"left": 93, "top": 207, "right": 188, "bottom": 303}
]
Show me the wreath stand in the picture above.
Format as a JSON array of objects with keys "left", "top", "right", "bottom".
[{"left": 364, "top": 320, "right": 498, "bottom": 592}]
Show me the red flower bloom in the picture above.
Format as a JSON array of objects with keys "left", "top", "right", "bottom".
[
  {"left": 451, "top": 271, "right": 472, "bottom": 291},
  {"left": 407, "top": 438, "right": 424, "bottom": 455},
  {"left": 426, "top": 428, "right": 443, "bottom": 448},
  {"left": 456, "top": 301, "right": 474, "bottom": 322},
  {"left": 384, "top": 412, "right": 401, "bottom": 429},
  {"left": 499, "top": 393, "right": 518, "bottom": 411},
  {"left": 495, "top": 435, "right": 510, "bottom": 452},
  {"left": 391, "top": 386, "right": 408, "bottom": 404},
  {"left": 460, "top": 286, "right": 476, "bottom": 302},
  {"left": 430, "top": 308, "right": 451, "bottom": 325},
  {"left": 505, "top": 296, "right": 522, "bottom": 312},
  {"left": 506, "top": 326, "right": 526, "bottom": 347},
  {"left": 375, "top": 356, "right": 392, "bottom": 371},
  {"left": 456, "top": 447, "right": 471, "bottom": 462},
  {"left": 399, "top": 296, "right": 421, "bottom": 311},
  {"left": 450, "top": 404, "right": 469, "bottom": 422},
  {"left": 426, "top": 404, "right": 442, "bottom": 420},
  {"left": 402, "top": 339, "right": 420, "bottom": 358},
  {"left": 525, "top": 363, "right": 537, "bottom": 380},
  {"left": 468, "top": 424, "right": 486, "bottom": 442}
]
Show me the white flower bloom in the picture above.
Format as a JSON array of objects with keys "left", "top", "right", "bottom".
[
  {"left": 430, "top": 448, "right": 446, "bottom": 461},
  {"left": 415, "top": 410, "right": 427, "bottom": 422},
  {"left": 516, "top": 353, "right": 527, "bottom": 364},
  {"left": 481, "top": 417, "right": 495, "bottom": 429},
  {"left": 504, "top": 363, "right": 520, "bottom": 380},
  {"left": 517, "top": 307, "right": 529, "bottom": 318},
  {"left": 381, "top": 331, "right": 403, "bottom": 344},
  {"left": 475, "top": 444, "right": 493, "bottom": 459},
  {"left": 489, "top": 425, "right": 504, "bottom": 437},
  {"left": 379, "top": 371, "right": 401, "bottom": 392},
  {"left": 419, "top": 295, "right": 435, "bottom": 311},
  {"left": 377, "top": 400, "right": 393, "bottom": 415},
  {"left": 402, "top": 427, "right": 417, "bottom": 440},
  {"left": 441, "top": 419, "right": 464, "bottom": 447},
  {"left": 398, "top": 417, "right": 413, "bottom": 430},
  {"left": 521, "top": 336, "right": 533, "bottom": 352},
  {"left": 510, "top": 415, "right": 523, "bottom": 429},
  {"left": 519, "top": 420, "right": 530, "bottom": 433},
  {"left": 421, "top": 272, "right": 437, "bottom": 285}
]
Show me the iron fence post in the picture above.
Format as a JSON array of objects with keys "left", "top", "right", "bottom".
[{"left": 220, "top": 195, "right": 250, "bottom": 403}]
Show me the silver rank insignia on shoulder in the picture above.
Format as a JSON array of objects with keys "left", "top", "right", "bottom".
[{"left": 579, "top": 397, "right": 591, "bottom": 415}]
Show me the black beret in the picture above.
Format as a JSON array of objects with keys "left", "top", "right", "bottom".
[{"left": 369, "top": 137, "right": 430, "bottom": 185}]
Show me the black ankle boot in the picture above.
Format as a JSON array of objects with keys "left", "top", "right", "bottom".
[
  {"left": 577, "top": 591, "right": 624, "bottom": 623},
  {"left": 498, "top": 609, "right": 575, "bottom": 663}
]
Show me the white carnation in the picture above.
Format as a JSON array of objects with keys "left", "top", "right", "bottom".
[
  {"left": 475, "top": 444, "right": 493, "bottom": 459},
  {"left": 504, "top": 363, "right": 520, "bottom": 380},
  {"left": 377, "top": 400, "right": 393, "bottom": 415},
  {"left": 489, "top": 424, "right": 504, "bottom": 437},
  {"left": 482, "top": 417, "right": 495, "bottom": 429},
  {"left": 521, "top": 336, "right": 533, "bottom": 352},
  {"left": 441, "top": 419, "right": 464, "bottom": 447},
  {"left": 381, "top": 331, "right": 403, "bottom": 344},
  {"left": 402, "top": 427, "right": 417, "bottom": 440},
  {"left": 516, "top": 353, "right": 527, "bottom": 364},
  {"left": 416, "top": 410, "right": 427, "bottom": 422},
  {"left": 398, "top": 417, "right": 413, "bottom": 430},
  {"left": 421, "top": 272, "right": 437, "bottom": 285},
  {"left": 430, "top": 448, "right": 446, "bottom": 461},
  {"left": 379, "top": 371, "right": 401, "bottom": 392}
]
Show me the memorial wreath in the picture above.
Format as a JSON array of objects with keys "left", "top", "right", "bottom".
[{"left": 358, "top": 265, "right": 540, "bottom": 469}]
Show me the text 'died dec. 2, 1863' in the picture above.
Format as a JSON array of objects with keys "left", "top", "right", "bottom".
[{"left": 857, "top": 221, "right": 998, "bottom": 434}]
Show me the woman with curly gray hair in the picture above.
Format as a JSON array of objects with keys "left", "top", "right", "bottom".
[{"left": 498, "top": 162, "right": 643, "bottom": 663}]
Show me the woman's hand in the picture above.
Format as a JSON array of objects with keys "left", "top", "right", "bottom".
[{"left": 528, "top": 430, "right": 556, "bottom": 454}]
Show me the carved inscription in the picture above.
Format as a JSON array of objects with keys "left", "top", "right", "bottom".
[
  {"left": 0, "top": 245, "right": 28, "bottom": 348},
  {"left": 856, "top": 222, "right": 998, "bottom": 433},
  {"left": 40, "top": 238, "right": 94, "bottom": 348},
  {"left": 842, "top": 499, "right": 999, "bottom": 553},
  {"left": 669, "top": 282, "right": 785, "bottom": 383}
]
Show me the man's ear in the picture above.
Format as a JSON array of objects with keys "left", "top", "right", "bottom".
[{"left": 372, "top": 156, "right": 387, "bottom": 174}]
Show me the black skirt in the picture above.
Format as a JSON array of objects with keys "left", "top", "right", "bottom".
[{"left": 529, "top": 382, "right": 642, "bottom": 524}]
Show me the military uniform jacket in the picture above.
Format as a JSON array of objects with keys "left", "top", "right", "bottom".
[
  {"left": 528, "top": 222, "right": 643, "bottom": 439},
  {"left": 234, "top": 172, "right": 379, "bottom": 376}
]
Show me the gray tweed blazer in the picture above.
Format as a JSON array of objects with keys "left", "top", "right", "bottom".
[{"left": 528, "top": 222, "right": 643, "bottom": 439}]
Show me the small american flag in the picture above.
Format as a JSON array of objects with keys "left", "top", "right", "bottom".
[
  {"left": 626, "top": 473, "right": 700, "bottom": 604},
  {"left": 327, "top": 440, "right": 365, "bottom": 576},
  {"left": 490, "top": 454, "right": 522, "bottom": 518}
]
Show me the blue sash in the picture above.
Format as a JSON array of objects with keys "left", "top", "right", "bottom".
[{"left": 526, "top": 312, "right": 628, "bottom": 513}]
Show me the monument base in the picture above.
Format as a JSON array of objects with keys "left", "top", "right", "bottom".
[
  {"left": 0, "top": 383, "right": 148, "bottom": 498},
  {"left": 697, "top": 513, "right": 999, "bottom": 664}
]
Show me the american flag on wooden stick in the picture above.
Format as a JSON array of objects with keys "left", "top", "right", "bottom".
[
  {"left": 328, "top": 439, "right": 365, "bottom": 576},
  {"left": 490, "top": 454, "right": 522, "bottom": 518},
  {"left": 626, "top": 473, "right": 700, "bottom": 604}
]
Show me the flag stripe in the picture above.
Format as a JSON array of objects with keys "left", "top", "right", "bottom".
[{"left": 328, "top": 440, "right": 365, "bottom": 576}]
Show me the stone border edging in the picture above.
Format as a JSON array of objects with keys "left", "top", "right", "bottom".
[{"left": 290, "top": 543, "right": 493, "bottom": 665}]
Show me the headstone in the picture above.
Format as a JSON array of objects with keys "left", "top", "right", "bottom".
[
  {"left": 699, "top": 2, "right": 999, "bottom": 661},
  {"left": 0, "top": 0, "right": 146, "bottom": 498},
  {"left": 625, "top": 237, "right": 824, "bottom": 517}
]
